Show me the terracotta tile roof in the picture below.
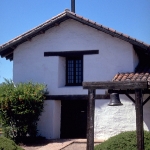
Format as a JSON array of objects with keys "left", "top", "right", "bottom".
[
  {"left": 0, "top": 9, "right": 150, "bottom": 61},
  {"left": 112, "top": 64, "right": 150, "bottom": 85}
]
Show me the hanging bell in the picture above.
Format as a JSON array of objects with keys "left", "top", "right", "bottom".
[{"left": 108, "top": 93, "right": 123, "bottom": 106}]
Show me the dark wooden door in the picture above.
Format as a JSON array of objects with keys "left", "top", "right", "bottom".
[{"left": 60, "top": 100, "right": 87, "bottom": 138}]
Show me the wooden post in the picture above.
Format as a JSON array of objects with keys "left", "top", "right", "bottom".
[
  {"left": 135, "top": 89, "right": 144, "bottom": 150},
  {"left": 87, "top": 89, "right": 95, "bottom": 150}
]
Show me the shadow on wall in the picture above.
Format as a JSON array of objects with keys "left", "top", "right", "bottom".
[{"left": 143, "top": 95, "right": 150, "bottom": 131}]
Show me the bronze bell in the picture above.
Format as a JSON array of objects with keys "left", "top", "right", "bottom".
[{"left": 108, "top": 93, "right": 123, "bottom": 106}]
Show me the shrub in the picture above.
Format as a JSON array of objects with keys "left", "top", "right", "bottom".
[
  {"left": 0, "top": 136, "right": 23, "bottom": 150},
  {"left": 94, "top": 131, "right": 150, "bottom": 150},
  {"left": 0, "top": 79, "right": 47, "bottom": 142}
]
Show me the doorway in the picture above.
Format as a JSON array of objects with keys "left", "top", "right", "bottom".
[{"left": 60, "top": 100, "right": 87, "bottom": 138}]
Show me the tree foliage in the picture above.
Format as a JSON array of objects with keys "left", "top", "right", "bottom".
[{"left": 0, "top": 79, "right": 47, "bottom": 141}]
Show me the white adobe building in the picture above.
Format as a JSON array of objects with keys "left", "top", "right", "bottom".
[{"left": 0, "top": 10, "right": 150, "bottom": 140}]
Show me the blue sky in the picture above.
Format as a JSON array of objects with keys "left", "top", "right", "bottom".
[{"left": 0, "top": 0, "right": 150, "bottom": 83}]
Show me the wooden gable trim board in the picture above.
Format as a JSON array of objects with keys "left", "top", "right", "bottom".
[
  {"left": 0, "top": 10, "right": 150, "bottom": 61},
  {"left": 83, "top": 81, "right": 147, "bottom": 150}
]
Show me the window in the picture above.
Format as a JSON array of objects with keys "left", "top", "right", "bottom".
[
  {"left": 44, "top": 50, "right": 99, "bottom": 86},
  {"left": 66, "top": 56, "right": 83, "bottom": 86}
]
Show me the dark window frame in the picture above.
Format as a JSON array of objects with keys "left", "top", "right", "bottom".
[{"left": 66, "top": 56, "right": 83, "bottom": 86}]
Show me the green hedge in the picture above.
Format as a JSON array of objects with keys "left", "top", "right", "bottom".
[
  {"left": 94, "top": 131, "right": 150, "bottom": 150},
  {"left": 0, "top": 79, "right": 47, "bottom": 141},
  {"left": 0, "top": 137, "right": 23, "bottom": 150}
]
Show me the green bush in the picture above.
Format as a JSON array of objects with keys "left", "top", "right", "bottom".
[
  {"left": 0, "top": 136, "right": 23, "bottom": 150},
  {"left": 0, "top": 79, "right": 47, "bottom": 141},
  {"left": 94, "top": 131, "right": 150, "bottom": 150}
]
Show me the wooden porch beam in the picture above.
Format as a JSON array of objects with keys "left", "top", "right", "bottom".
[
  {"left": 83, "top": 81, "right": 147, "bottom": 150},
  {"left": 83, "top": 81, "right": 148, "bottom": 90}
]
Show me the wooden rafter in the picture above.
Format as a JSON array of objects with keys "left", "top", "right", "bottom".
[
  {"left": 6, "top": 54, "right": 13, "bottom": 60},
  {"left": 1, "top": 50, "right": 13, "bottom": 58}
]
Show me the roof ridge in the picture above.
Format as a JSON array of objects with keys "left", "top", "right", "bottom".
[{"left": 0, "top": 10, "right": 150, "bottom": 60}]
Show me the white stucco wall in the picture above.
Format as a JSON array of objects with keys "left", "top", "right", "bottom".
[
  {"left": 95, "top": 94, "right": 150, "bottom": 140},
  {"left": 12, "top": 19, "right": 150, "bottom": 140},
  {"left": 37, "top": 100, "right": 61, "bottom": 139},
  {"left": 13, "top": 19, "right": 135, "bottom": 93}
]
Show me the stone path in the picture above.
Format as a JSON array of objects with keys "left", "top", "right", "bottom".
[{"left": 21, "top": 139, "right": 103, "bottom": 150}]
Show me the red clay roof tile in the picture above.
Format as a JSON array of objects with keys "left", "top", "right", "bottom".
[{"left": 112, "top": 64, "right": 150, "bottom": 85}]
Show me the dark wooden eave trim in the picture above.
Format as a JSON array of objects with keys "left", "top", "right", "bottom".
[
  {"left": 45, "top": 94, "right": 110, "bottom": 100},
  {"left": 44, "top": 50, "right": 99, "bottom": 57},
  {"left": 83, "top": 81, "right": 148, "bottom": 90}
]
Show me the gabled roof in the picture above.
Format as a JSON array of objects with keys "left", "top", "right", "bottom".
[{"left": 0, "top": 9, "right": 150, "bottom": 61}]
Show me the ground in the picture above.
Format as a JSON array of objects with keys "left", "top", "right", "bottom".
[{"left": 20, "top": 139, "right": 102, "bottom": 150}]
